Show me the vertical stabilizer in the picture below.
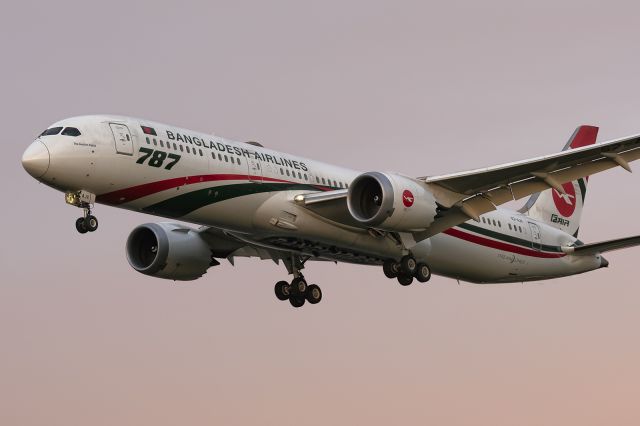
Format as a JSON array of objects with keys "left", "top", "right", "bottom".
[{"left": 519, "top": 125, "right": 599, "bottom": 237}]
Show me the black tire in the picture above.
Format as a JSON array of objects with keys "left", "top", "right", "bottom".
[
  {"left": 383, "top": 260, "right": 400, "bottom": 278},
  {"left": 400, "top": 255, "right": 417, "bottom": 276},
  {"left": 274, "top": 281, "right": 291, "bottom": 301},
  {"left": 289, "top": 295, "right": 305, "bottom": 308},
  {"left": 415, "top": 263, "right": 432, "bottom": 283},
  {"left": 75, "top": 217, "right": 88, "bottom": 234},
  {"left": 84, "top": 215, "right": 98, "bottom": 232},
  {"left": 291, "top": 277, "right": 307, "bottom": 294},
  {"left": 397, "top": 274, "right": 414, "bottom": 286},
  {"left": 305, "top": 284, "right": 322, "bottom": 304}
]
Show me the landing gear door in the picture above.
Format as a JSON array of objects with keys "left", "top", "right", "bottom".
[
  {"left": 528, "top": 222, "right": 542, "bottom": 251},
  {"left": 110, "top": 123, "right": 133, "bottom": 155},
  {"left": 248, "top": 158, "right": 262, "bottom": 183}
]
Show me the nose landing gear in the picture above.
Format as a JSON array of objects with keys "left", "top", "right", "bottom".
[
  {"left": 66, "top": 190, "right": 98, "bottom": 234},
  {"left": 75, "top": 209, "right": 99, "bottom": 234}
]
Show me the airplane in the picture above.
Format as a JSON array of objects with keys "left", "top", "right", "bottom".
[{"left": 21, "top": 116, "right": 640, "bottom": 308}]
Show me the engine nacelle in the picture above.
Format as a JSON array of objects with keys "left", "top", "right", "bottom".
[
  {"left": 126, "top": 223, "right": 213, "bottom": 281},
  {"left": 347, "top": 172, "right": 438, "bottom": 231}
]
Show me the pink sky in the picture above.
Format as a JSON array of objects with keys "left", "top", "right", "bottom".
[{"left": 2, "top": 1, "right": 640, "bottom": 425}]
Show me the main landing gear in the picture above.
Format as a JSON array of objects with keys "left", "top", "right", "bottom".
[
  {"left": 275, "top": 255, "right": 323, "bottom": 308},
  {"left": 383, "top": 255, "right": 431, "bottom": 286},
  {"left": 274, "top": 275, "right": 322, "bottom": 308},
  {"left": 65, "top": 190, "right": 99, "bottom": 234}
]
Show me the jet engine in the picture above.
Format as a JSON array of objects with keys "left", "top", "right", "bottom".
[
  {"left": 347, "top": 172, "right": 438, "bottom": 231},
  {"left": 126, "top": 223, "right": 214, "bottom": 281}
]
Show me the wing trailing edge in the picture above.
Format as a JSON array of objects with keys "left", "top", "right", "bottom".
[{"left": 562, "top": 235, "right": 640, "bottom": 256}]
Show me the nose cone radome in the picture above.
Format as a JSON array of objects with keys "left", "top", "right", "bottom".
[{"left": 22, "top": 141, "right": 50, "bottom": 178}]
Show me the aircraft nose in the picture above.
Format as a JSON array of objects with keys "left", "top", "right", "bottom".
[{"left": 22, "top": 140, "right": 50, "bottom": 178}]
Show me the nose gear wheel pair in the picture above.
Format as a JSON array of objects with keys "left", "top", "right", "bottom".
[{"left": 75, "top": 207, "right": 99, "bottom": 234}]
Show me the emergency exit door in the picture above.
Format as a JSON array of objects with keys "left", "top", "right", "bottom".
[
  {"left": 110, "top": 123, "right": 133, "bottom": 155},
  {"left": 528, "top": 222, "right": 542, "bottom": 251},
  {"left": 247, "top": 158, "right": 262, "bottom": 182}
]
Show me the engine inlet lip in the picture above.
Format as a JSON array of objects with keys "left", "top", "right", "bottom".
[
  {"left": 126, "top": 223, "right": 170, "bottom": 274},
  {"left": 347, "top": 171, "right": 394, "bottom": 226}
]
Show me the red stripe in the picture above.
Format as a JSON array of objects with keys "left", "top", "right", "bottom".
[
  {"left": 443, "top": 228, "right": 565, "bottom": 259},
  {"left": 97, "top": 174, "right": 329, "bottom": 205}
]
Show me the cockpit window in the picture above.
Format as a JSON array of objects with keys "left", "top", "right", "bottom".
[
  {"left": 40, "top": 127, "right": 63, "bottom": 136},
  {"left": 61, "top": 127, "right": 81, "bottom": 137}
]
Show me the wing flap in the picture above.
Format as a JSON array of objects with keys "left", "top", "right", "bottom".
[{"left": 563, "top": 236, "right": 640, "bottom": 256}]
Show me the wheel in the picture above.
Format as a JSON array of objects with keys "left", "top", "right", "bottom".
[
  {"left": 397, "top": 274, "right": 414, "bottom": 286},
  {"left": 415, "top": 263, "right": 431, "bottom": 283},
  {"left": 305, "top": 284, "right": 322, "bottom": 304},
  {"left": 75, "top": 217, "right": 88, "bottom": 234},
  {"left": 400, "top": 255, "right": 417, "bottom": 276},
  {"left": 291, "top": 277, "right": 307, "bottom": 294},
  {"left": 274, "top": 281, "right": 291, "bottom": 301},
  {"left": 84, "top": 215, "right": 98, "bottom": 232},
  {"left": 383, "top": 260, "right": 400, "bottom": 278},
  {"left": 289, "top": 295, "right": 306, "bottom": 308}
]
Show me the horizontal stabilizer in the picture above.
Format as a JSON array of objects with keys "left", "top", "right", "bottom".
[{"left": 562, "top": 235, "right": 640, "bottom": 256}]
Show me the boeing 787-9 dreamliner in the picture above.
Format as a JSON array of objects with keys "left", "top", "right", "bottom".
[{"left": 22, "top": 117, "right": 640, "bottom": 308}]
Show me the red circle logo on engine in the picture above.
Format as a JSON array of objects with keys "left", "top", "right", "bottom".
[
  {"left": 402, "top": 190, "right": 414, "bottom": 207},
  {"left": 552, "top": 182, "right": 577, "bottom": 217}
]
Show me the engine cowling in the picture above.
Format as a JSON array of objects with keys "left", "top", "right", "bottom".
[
  {"left": 347, "top": 172, "right": 438, "bottom": 231},
  {"left": 126, "top": 223, "right": 213, "bottom": 281}
]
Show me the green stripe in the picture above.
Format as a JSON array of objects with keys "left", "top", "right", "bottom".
[
  {"left": 458, "top": 222, "right": 563, "bottom": 253},
  {"left": 577, "top": 178, "right": 587, "bottom": 203},
  {"left": 143, "top": 182, "right": 318, "bottom": 217}
]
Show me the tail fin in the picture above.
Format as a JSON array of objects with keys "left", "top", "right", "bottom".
[{"left": 518, "top": 125, "right": 599, "bottom": 237}]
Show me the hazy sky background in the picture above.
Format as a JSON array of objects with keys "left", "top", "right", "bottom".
[{"left": 2, "top": 1, "right": 640, "bottom": 425}]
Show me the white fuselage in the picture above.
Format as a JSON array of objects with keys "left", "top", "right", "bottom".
[{"left": 25, "top": 115, "right": 603, "bottom": 283}]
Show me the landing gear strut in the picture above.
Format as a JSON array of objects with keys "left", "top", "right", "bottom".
[
  {"left": 383, "top": 255, "right": 431, "bottom": 286},
  {"left": 274, "top": 255, "right": 323, "bottom": 308},
  {"left": 66, "top": 190, "right": 98, "bottom": 234}
]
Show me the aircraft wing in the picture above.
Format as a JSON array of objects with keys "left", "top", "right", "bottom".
[
  {"left": 293, "top": 132, "right": 640, "bottom": 241},
  {"left": 562, "top": 235, "right": 640, "bottom": 256},
  {"left": 413, "top": 133, "right": 640, "bottom": 239}
]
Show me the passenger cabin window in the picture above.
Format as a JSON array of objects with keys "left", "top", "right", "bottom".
[
  {"left": 40, "top": 127, "right": 63, "bottom": 136},
  {"left": 61, "top": 127, "right": 81, "bottom": 137}
]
